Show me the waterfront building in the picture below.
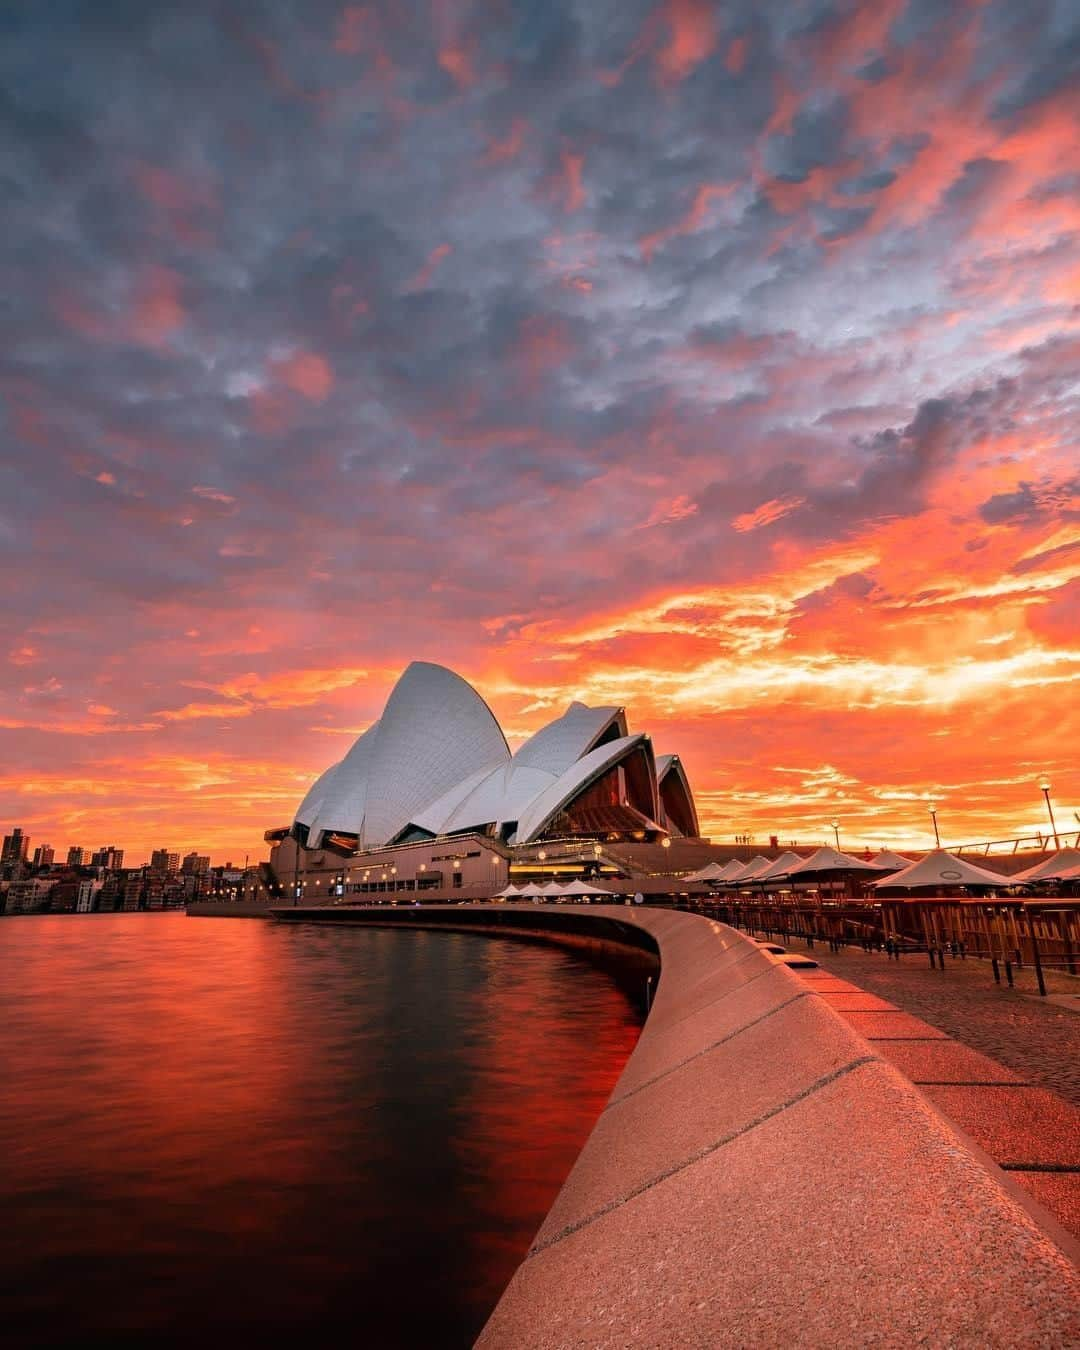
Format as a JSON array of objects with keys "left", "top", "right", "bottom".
[
  {"left": 31, "top": 844, "right": 54, "bottom": 868},
  {"left": 91, "top": 846, "right": 124, "bottom": 870},
  {"left": 76, "top": 879, "right": 103, "bottom": 912},
  {"left": 5, "top": 878, "right": 57, "bottom": 913},
  {"left": 150, "top": 849, "right": 180, "bottom": 875},
  {"left": 181, "top": 852, "right": 211, "bottom": 876},
  {"left": 2, "top": 827, "right": 30, "bottom": 868},
  {"left": 66, "top": 846, "right": 88, "bottom": 867},
  {"left": 266, "top": 661, "right": 704, "bottom": 901}
]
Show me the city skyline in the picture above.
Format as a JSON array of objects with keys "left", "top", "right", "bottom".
[{"left": 3, "top": 2, "right": 1078, "bottom": 863}]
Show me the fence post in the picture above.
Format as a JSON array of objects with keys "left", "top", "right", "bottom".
[{"left": 1029, "top": 910, "right": 1047, "bottom": 997}]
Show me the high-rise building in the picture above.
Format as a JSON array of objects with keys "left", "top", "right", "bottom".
[
  {"left": 181, "top": 852, "right": 211, "bottom": 875},
  {"left": 150, "top": 849, "right": 180, "bottom": 875},
  {"left": 76, "top": 879, "right": 103, "bottom": 912},
  {"left": 2, "top": 827, "right": 30, "bottom": 868},
  {"left": 91, "top": 846, "right": 124, "bottom": 870},
  {"left": 32, "top": 844, "right": 55, "bottom": 868},
  {"left": 67, "top": 846, "right": 88, "bottom": 867}
]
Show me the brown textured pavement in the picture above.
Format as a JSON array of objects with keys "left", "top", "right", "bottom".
[
  {"left": 478, "top": 910, "right": 1080, "bottom": 1347},
  {"left": 783, "top": 938, "right": 1080, "bottom": 1105},
  {"left": 792, "top": 956, "right": 1080, "bottom": 1242}
]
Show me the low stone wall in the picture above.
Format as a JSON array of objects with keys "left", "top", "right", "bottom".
[
  {"left": 273, "top": 904, "right": 1079, "bottom": 1344},
  {"left": 187, "top": 900, "right": 285, "bottom": 918}
]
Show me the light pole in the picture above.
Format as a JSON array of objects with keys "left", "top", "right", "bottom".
[
  {"left": 928, "top": 802, "right": 940, "bottom": 848},
  {"left": 1039, "top": 781, "right": 1059, "bottom": 849},
  {"left": 830, "top": 820, "right": 840, "bottom": 850}
]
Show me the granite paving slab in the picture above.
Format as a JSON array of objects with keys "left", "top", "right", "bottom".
[
  {"left": 535, "top": 994, "right": 871, "bottom": 1245},
  {"left": 836, "top": 1009, "right": 949, "bottom": 1039},
  {"left": 874, "top": 1039, "right": 1025, "bottom": 1085},
  {"left": 920, "top": 1085, "right": 1080, "bottom": 1168},
  {"left": 479, "top": 1061, "right": 1080, "bottom": 1349}
]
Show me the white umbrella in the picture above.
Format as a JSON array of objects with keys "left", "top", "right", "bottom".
[
  {"left": 540, "top": 880, "right": 565, "bottom": 894},
  {"left": 871, "top": 850, "right": 914, "bottom": 871},
  {"left": 754, "top": 851, "right": 805, "bottom": 882},
  {"left": 870, "top": 848, "right": 1009, "bottom": 889},
  {"left": 786, "top": 847, "right": 882, "bottom": 876},
  {"left": 727, "top": 856, "right": 774, "bottom": 883},
  {"left": 493, "top": 884, "right": 520, "bottom": 898},
  {"left": 561, "top": 879, "right": 609, "bottom": 896},
  {"left": 685, "top": 861, "right": 727, "bottom": 882},
  {"left": 515, "top": 882, "right": 546, "bottom": 897},
  {"left": 1012, "top": 847, "right": 1080, "bottom": 882},
  {"left": 711, "top": 859, "right": 753, "bottom": 883}
]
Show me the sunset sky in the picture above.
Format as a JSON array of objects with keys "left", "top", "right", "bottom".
[{"left": 3, "top": 0, "right": 1078, "bottom": 864}]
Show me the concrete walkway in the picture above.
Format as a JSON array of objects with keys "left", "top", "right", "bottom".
[
  {"left": 777, "top": 936, "right": 1080, "bottom": 1245},
  {"left": 777, "top": 935, "right": 1080, "bottom": 1105}
]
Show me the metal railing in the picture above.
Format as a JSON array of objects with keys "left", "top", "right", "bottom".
[
  {"left": 947, "top": 831, "right": 1080, "bottom": 856},
  {"left": 675, "top": 895, "right": 1080, "bottom": 997}
]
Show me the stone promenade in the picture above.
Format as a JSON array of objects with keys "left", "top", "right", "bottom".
[
  {"left": 775, "top": 933, "right": 1080, "bottom": 1244},
  {"left": 778, "top": 934, "right": 1080, "bottom": 1106}
]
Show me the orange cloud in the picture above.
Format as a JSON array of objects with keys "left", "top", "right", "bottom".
[
  {"left": 640, "top": 182, "right": 736, "bottom": 259},
  {"left": 272, "top": 351, "right": 334, "bottom": 402},
  {"left": 206, "top": 667, "right": 371, "bottom": 708},
  {"left": 560, "top": 150, "right": 585, "bottom": 212},
  {"left": 655, "top": 0, "right": 717, "bottom": 84},
  {"left": 641, "top": 495, "right": 699, "bottom": 529},
  {"left": 52, "top": 265, "right": 185, "bottom": 348},
  {"left": 732, "top": 496, "right": 806, "bottom": 532},
  {"left": 483, "top": 118, "right": 528, "bottom": 165},
  {"left": 406, "top": 242, "right": 453, "bottom": 290}
]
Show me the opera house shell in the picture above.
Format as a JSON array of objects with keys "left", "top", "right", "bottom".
[{"left": 290, "top": 661, "right": 699, "bottom": 855}]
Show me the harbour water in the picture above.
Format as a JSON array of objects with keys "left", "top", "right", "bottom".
[{"left": 0, "top": 913, "right": 644, "bottom": 1347}]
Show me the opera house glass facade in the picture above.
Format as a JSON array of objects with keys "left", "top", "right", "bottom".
[{"left": 266, "top": 662, "right": 699, "bottom": 901}]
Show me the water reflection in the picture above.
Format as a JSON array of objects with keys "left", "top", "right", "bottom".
[{"left": 0, "top": 915, "right": 642, "bottom": 1347}]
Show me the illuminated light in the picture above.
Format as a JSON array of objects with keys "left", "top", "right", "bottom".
[
  {"left": 661, "top": 837, "right": 671, "bottom": 849},
  {"left": 1039, "top": 781, "right": 1060, "bottom": 848}
]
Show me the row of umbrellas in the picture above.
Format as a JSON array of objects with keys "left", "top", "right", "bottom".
[
  {"left": 687, "top": 845, "right": 1080, "bottom": 891},
  {"left": 493, "top": 879, "right": 611, "bottom": 899}
]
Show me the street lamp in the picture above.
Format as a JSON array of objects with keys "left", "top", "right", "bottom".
[
  {"left": 1039, "top": 781, "right": 1059, "bottom": 849},
  {"left": 830, "top": 820, "right": 840, "bottom": 850},
  {"left": 928, "top": 802, "right": 941, "bottom": 848}
]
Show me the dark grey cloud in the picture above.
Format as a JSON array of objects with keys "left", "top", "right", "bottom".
[{"left": 979, "top": 482, "right": 1040, "bottom": 524}]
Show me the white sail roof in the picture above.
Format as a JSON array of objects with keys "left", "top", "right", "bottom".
[
  {"left": 292, "top": 662, "right": 509, "bottom": 849},
  {"left": 411, "top": 761, "right": 554, "bottom": 836},
  {"left": 1012, "top": 848, "right": 1080, "bottom": 882},
  {"left": 404, "top": 701, "right": 636, "bottom": 838},
  {"left": 512, "top": 702, "right": 625, "bottom": 775},
  {"left": 289, "top": 671, "right": 699, "bottom": 858},
  {"left": 870, "top": 849, "right": 1010, "bottom": 889},
  {"left": 514, "top": 733, "right": 652, "bottom": 844}
]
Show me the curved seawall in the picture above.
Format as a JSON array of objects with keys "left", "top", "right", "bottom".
[{"left": 274, "top": 904, "right": 1080, "bottom": 1346}]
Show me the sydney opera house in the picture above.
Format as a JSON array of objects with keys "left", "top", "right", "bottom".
[{"left": 265, "top": 661, "right": 703, "bottom": 900}]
